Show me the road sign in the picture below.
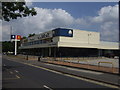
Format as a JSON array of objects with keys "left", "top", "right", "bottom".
[{"left": 11, "top": 35, "right": 21, "bottom": 55}]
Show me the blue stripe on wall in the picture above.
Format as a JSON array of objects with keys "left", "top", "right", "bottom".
[{"left": 53, "top": 28, "right": 73, "bottom": 37}]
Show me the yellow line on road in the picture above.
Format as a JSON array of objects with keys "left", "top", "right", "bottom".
[
  {"left": 22, "top": 63, "right": 62, "bottom": 74},
  {"left": 22, "top": 62, "right": 119, "bottom": 88},
  {"left": 16, "top": 75, "right": 20, "bottom": 79},
  {"left": 7, "top": 59, "right": 119, "bottom": 89},
  {"left": 64, "top": 74, "right": 119, "bottom": 89}
]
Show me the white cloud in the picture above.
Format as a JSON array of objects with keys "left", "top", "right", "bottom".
[
  {"left": 75, "top": 18, "right": 88, "bottom": 25},
  {"left": 2, "top": 4, "right": 119, "bottom": 42},
  {"left": 100, "top": 22, "right": 119, "bottom": 41},
  {"left": 2, "top": 24, "right": 11, "bottom": 41},
  {"left": 91, "top": 4, "right": 119, "bottom": 41},
  {"left": 92, "top": 5, "right": 118, "bottom": 23},
  {"left": 25, "top": 0, "right": 34, "bottom": 7},
  {"left": 2, "top": 7, "right": 75, "bottom": 41},
  {"left": 26, "top": 2, "right": 33, "bottom": 7}
]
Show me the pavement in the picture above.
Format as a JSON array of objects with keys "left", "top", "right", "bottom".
[
  {"left": 64, "top": 58, "right": 119, "bottom": 68},
  {"left": 45, "top": 60, "right": 119, "bottom": 74},
  {"left": 3, "top": 55, "right": 120, "bottom": 88}
]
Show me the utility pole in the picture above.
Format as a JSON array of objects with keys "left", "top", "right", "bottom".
[
  {"left": 15, "top": 38, "right": 17, "bottom": 56},
  {"left": 10, "top": 26, "right": 17, "bottom": 55}
]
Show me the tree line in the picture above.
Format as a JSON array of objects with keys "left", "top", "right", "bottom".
[{"left": 2, "top": 0, "right": 37, "bottom": 53}]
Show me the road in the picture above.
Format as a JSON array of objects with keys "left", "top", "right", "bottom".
[{"left": 2, "top": 57, "right": 118, "bottom": 89}]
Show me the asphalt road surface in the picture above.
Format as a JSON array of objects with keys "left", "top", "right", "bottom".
[{"left": 2, "top": 58, "right": 118, "bottom": 89}]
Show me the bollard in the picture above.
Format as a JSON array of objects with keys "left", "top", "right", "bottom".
[
  {"left": 26, "top": 55, "right": 28, "bottom": 60},
  {"left": 38, "top": 56, "right": 40, "bottom": 62}
]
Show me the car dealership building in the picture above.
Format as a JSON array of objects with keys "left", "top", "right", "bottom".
[{"left": 19, "top": 28, "right": 119, "bottom": 57}]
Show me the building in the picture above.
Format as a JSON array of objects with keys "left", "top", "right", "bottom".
[{"left": 19, "top": 28, "right": 119, "bottom": 57}]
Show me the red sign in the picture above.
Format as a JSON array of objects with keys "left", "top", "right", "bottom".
[{"left": 16, "top": 35, "right": 21, "bottom": 40}]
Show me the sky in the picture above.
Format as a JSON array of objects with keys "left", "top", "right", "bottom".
[{"left": 2, "top": 2, "right": 119, "bottom": 42}]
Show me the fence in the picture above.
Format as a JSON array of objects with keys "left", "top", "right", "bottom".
[{"left": 98, "top": 61, "right": 114, "bottom": 72}]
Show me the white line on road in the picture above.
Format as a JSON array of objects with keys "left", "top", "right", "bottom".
[
  {"left": 14, "top": 70, "right": 19, "bottom": 73},
  {"left": 43, "top": 85, "right": 53, "bottom": 90},
  {"left": 3, "top": 75, "right": 21, "bottom": 80},
  {"left": 15, "top": 75, "right": 20, "bottom": 79},
  {"left": 9, "top": 71, "right": 13, "bottom": 74},
  {"left": 66, "top": 68, "right": 103, "bottom": 75}
]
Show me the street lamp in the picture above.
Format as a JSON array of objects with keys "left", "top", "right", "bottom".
[{"left": 88, "top": 33, "right": 91, "bottom": 44}]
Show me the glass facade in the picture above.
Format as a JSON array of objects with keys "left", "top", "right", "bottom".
[{"left": 22, "top": 38, "right": 53, "bottom": 46}]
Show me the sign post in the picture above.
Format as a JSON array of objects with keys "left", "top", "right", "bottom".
[
  {"left": 15, "top": 38, "right": 17, "bottom": 55},
  {"left": 11, "top": 35, "right": 21, "bottom": 56}
]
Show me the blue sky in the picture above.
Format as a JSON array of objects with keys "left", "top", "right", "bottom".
[
  {"left": 32, "top": 2, "right": 118, "bottom": 18},
  {"left": 2, "top": 2, "right": 119, "bottom": 42}
]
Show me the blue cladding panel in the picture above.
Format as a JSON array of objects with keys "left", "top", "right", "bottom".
[
  {"left": 53, "top": 28, "right": 73, "bottom": 37},
  {"left": 11, "top": 35, "right": 16, "bottom": 39}
]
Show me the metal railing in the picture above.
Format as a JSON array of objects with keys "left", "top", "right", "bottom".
[{"left": 98, "top": 61, "right": 114, "bottom": 72}]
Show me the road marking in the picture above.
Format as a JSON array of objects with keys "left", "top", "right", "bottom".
[
  {"left": 45, "top": 63, "right": 103, "bottom": 75},
  {"left": 14, "top": 70, "right": 19, "bottom": 73},
  {"left": 43, "top": 85, "right": 53, "bottom": 90},
  {"left": 45, "top": 63, "right": 63, "bottom": 68},
  {"left": 64, "top": 74, "right": 119, "bottom": 89},
  {"left": 15, "top": 75, "right": 20, "bottom": 79},
  {"left": 23, "top": 63, "right": 62, "bottom": 74},
  {"left": 22, "top": 62, "right": 119, "bottom": 88},
  {"left": 3, "top": 75, "right": 20, "bottom": 80},
  {"left": 6, "top": 59, "right": 119, "bottom": 89},
  {"left": 9, "top": 71, "right": 13, "bottom": 74},
  {"left": 66, "top": 68, "right": 103, "bottom": 75}
]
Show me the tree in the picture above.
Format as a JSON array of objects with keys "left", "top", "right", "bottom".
[
  {"left": 28, "top": 33, "right": 35, "bottom": 37},
  {"left": 2, "top": 41, "right": 21, "bottom": 53},
  {"left": 22, "top": 36, "right": 27, "bottom": 39},
  {"left": 1, "top": 0, "right": 37, "bottom": 21},
  {"left": 2, "top": 41, "right": 14, "bottom": 52}
]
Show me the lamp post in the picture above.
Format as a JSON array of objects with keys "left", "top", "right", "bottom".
[{"left": 88, "top": 33, "right": 91, "bottom": 44}]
